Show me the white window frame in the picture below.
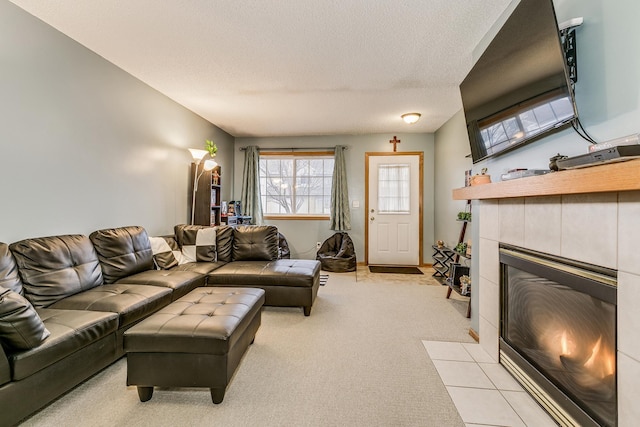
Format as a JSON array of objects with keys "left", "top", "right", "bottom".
[{"left": 259, "top": 152, "right": 334, "bottom": 220}]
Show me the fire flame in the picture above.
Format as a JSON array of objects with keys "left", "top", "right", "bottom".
[
  {"left": 560, "top": 330, "right": 571, "bottom": 355},
  {"left": 582, "top": 336, "right": 615, "bottom": 379},
  {"left": 556, "top": 331, "right": 615, "bottom": 379}
]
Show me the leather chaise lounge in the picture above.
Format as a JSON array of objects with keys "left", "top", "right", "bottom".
[{"left": 0, "top": 224, "right": 320, "bottom": 426}]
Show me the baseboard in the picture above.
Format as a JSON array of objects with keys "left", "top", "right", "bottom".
[
  {"left": 357, "top": 262, "right": 433, "bottom": 267},
  {"left": 468, "top": 328, "right": 479, "bottom": 342}
]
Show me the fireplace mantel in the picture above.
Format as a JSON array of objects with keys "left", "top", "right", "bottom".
[{"left": 453, "top": 158, "right": 640, "bottom": 200}]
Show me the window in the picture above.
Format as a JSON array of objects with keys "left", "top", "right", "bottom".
[
  {"left": 259, "top": 153, "right": 334, "bottom": 218},
  {"left": 377, "top": 164, "right": 410, "bottom": 214}
]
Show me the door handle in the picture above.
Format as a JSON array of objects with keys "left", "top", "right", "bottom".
[
  {"left": 370, "top": 209, "right": 375, "bottom": 213},
  {"left": 370, "top": 216, "right": 375, "bottom": 221}
]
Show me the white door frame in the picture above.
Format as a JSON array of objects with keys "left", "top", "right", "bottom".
[{"left": 365, "top": 152, "right": 423, "bottom": 265}]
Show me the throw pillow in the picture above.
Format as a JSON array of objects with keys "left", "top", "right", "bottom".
[
  {"left": 0, "top": 286, "right": 50, "bottom": 351},
  {"left": 180, "top": 228, "right": 217, "bottom": 263},
  {"left": 149, "top": 236, "right": 182, "bottom": 269}
]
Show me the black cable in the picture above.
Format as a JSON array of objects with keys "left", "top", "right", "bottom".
[
  {"left": 571, "top": 121, "right": 588, "bottom": 142},
  {"left": 577, "top": 117, "right": 598, "bottom": 143},
  {"left": 571, "top": 119, "right": 598, "bottom": 144}
]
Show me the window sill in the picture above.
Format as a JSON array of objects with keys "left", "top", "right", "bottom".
[{"left": 264, "top": 215, "right": 330, "bottom": 221}]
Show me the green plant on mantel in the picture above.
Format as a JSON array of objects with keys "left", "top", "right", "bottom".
[{"left": 205, "top": 139, "right": 217, "bottom": 158}]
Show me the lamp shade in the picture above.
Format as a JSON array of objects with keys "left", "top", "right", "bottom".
[
  {"left": 401, "top": 113, "right": 421, "bottom": 124},
  {"left": 188, "top": 148, "right": 208, "bottom": 163},
  {"left": 203, "top": 159, "right": 217, "bottom": 171}
]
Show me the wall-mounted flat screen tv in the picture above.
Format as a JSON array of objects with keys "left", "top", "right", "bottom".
[{"left": 460, "top": 0, "right": 578, "bottom": 163}]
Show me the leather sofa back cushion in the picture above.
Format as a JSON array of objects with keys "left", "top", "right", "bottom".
[
  {"left": 0, "top": 286, "right": 50, "bottom": 350},
  {"left": 90, "top": 226, "right": 153, "bottom": 284},
  {"left": 232, "top": 225, "right": 279, "bottom": 261},
  {"left": 174, "top": 225, "right": 234, "bottom": 263},
  {"left": 0, "top": 243, "right": 24, "bottom": 295},
  {"left": 10, "top": 235, "right": 103, "bottom": 308},
  {"left": 215, "top": 226, "right": 234, "bottom": 262}
]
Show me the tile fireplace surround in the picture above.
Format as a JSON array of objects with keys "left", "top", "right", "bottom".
[{"left": 453, "top": 159, "right": 640, "bottom": 426}]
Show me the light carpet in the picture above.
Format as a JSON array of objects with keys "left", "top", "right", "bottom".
[{"left": 20, "top": 267, "right": 474, "bottom": 427}]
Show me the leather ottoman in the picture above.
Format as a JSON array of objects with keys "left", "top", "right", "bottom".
[{"left": 123, "top": 287, "right": 265, "bottom": 403}]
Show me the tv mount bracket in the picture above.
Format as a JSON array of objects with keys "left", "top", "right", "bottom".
[{"left": 559, "top": 17, "right": 583, "bottom": 89}]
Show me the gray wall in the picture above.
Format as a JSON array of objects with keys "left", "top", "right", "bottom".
[
  {"left": 434, "top": 0, "right": 640, "bottom": 332},
  {"left": 433, "top": 111, "right": 473, "bottom": 250},
  {"left": 0, "top": 2, "right": 233, "bottom": 243},
  {"left": 234, "top": 134, "right": 435, "bottom": 261}
]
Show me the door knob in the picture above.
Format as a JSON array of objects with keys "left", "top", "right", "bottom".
[
  {"left": 370, "top": 217, "right": 375, "bottom": 221},
  {"left": 370, "top": 209, "right": 375, "bottom": 213}
]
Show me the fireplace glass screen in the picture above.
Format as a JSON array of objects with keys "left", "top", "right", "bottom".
[{"left": 500, "top": 246, "right": 616, "bottom": 426}]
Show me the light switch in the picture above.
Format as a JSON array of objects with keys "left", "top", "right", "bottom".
[{"left": 352, "top": 200, "right": 360, "bottom": 208}]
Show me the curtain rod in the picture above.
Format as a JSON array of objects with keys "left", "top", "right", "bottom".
[{"left": 238, "top": 146, "right": 348, "bottom": 152}]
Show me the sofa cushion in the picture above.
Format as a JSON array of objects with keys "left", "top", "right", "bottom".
[
  {"left": 0, "top": 344, "right": 9, "bottom": 386},
  {"left": 90, "top": 226, "right": 154, "bottom": 284},
  {"left": 49, "top": 284, "right": 172, "bottom": 329},
  {"left": 232, "top": 225, "right": 278, "bottom": 261},
  {"left": 116, "top": 270, "right": 205, "bottom": 301},
  {"left": 10, "top": 235, "right": 103, "bottom": 308},
  {"left": 174, "top": 225, "right": 234, "bottom": 263},
  {"left": 149, "top": 236, "right": 182, "bottom": 270},
  {"left": 180, "top": 228, "right": 217, "bottom": 263},
  {"left": 214, "top": 225, "right": 234, "bottom": 263},
  {"left": 0, "top": 287, "right": 50, "bottom": 351},
  {"left": 0, "top": 243, "right": 24, "bottom": 295},
  {"left": 209, "top": 259, "right": 320, "bottom": 288},
  {"left": 8, "top": 308, "right": 118, "bottom": 380},
  {"left": 171, "top": 261, "right": 226, "bottom": 275}
]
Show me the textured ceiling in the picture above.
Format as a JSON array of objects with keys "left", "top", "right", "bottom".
[{"left": 10, "top": 0, "right": 513, "bottom": 137}]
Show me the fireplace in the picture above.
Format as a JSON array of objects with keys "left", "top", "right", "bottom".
[{"left": 499, "top": 244, "right": 617, "bottom": 427}]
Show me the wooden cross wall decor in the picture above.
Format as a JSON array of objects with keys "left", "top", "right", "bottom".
[{"left": 389, "top": 136, "right": 401, "bottom": 152}]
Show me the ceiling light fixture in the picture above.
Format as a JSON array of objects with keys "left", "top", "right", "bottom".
[{"left": 401, "top": 113, "right": 421, "bottom": 124}]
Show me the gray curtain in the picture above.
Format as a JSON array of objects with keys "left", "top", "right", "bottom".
[
  {"left": 240, "top": 146, "right": 263, "bottom": 225},
  {"left": 330, "top": 146, "right": 351, "bottom": 230}
]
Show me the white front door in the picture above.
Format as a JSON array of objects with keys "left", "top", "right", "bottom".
[{"left": 366, "top": 153, "right": 422, "bottom": 265}]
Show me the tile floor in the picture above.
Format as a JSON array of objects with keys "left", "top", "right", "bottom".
[{"left": 422, "top": 340, "right": 558, "bottom": 427}]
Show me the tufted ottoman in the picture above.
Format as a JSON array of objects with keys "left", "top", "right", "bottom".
[{"left": 123, "top": 287, "right": 265, "bottom": 404}]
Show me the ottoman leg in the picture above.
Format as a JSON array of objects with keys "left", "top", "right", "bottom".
[
  {"left": 137, "top": 386, "right": 154, "bottom": 402},
  {"left": 303, "top": 305, "right": 311, "bottom": 316},
  {"left": 210, "top": 387, "right": 225, "bottom": 404}
]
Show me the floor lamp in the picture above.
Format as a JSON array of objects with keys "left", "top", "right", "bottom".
[{"left": 188, "top": 148, "right": 217, "bottom": 225}]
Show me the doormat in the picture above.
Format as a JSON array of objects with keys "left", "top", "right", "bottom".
[
  {"left": 368, "top": 266, "right": 424, "bottom": 275},
  {"left": 319, "top": 274, "right": 329, "bottom": 286}
]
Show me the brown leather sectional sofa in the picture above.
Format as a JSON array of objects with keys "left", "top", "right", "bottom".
[{"left": 0, "top": 224, "right": 320, "bottom": 426}]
